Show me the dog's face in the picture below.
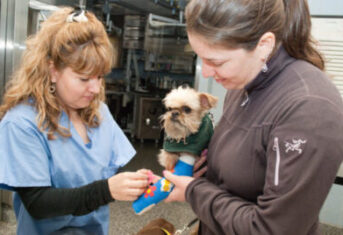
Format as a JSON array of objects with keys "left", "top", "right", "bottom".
[{"left": 161, "top": 86, "right": 218, "bottom": 141}]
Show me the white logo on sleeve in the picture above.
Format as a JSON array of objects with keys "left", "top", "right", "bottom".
[{"left": 284, "top": 139, "right": 307, "bottom": 154}]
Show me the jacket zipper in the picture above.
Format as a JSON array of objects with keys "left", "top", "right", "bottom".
[
  {"left": 240, "top": 91, "right": 249, "bottom": 107},
  {"left": 273, "top": 137, "right": 280, "bottom": 186}
]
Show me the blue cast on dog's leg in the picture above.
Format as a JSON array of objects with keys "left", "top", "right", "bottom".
[{"left": 132, "top": 155, "right": 195, "bottom": 215}]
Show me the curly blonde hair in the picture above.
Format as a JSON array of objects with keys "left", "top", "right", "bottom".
[{"left": 0, "top": 7, "right": 113, "bottom": 139}]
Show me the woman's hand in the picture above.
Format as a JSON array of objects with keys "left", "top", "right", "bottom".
[
  {"left": 163, "top": 170, "right": 194, "bottom": 202},
  {"left": 107, "top": 169, "right": 150, "bottom": 201}
]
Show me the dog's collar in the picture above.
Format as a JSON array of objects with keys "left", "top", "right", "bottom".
[{"left": 161, "top": 227, "right": 172, "bottom": 235}]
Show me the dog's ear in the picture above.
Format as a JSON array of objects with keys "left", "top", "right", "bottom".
[
  {"left": 199, "top": 93, "right": 218, "bottom": 110},
  {"left": 180, "top": 83, "right": 190, "bottom": 89}
]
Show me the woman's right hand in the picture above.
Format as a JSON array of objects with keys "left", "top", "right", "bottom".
[
  {"left": 107, "top": 169, "right": 150, "bottom": 201},
  {"left": 163, "top": 170, "right": 194, "bottom": 202}
]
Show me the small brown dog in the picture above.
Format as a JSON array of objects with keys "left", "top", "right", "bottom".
[{"left": 158, "top": 85, "right": 218, "bottom": 170}]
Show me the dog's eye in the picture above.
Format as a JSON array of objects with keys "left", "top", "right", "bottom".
[
  {"left": 166, "top": 107, "right": 172, "bottom": 112},
  {"left": 182, "top": 106, "right": 192, "bottom": 113}
]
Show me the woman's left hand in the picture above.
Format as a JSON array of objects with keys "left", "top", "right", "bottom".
[{"left": 163, "top": 170, "right": 194, "bottom": 202}]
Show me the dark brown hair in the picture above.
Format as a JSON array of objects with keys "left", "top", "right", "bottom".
[{"left": 185, "top": 0, "right": 325, "bottom": 70}]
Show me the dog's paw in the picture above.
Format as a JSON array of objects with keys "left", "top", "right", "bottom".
[
  {"left": 158, "top": 150, "right": 178, "bottom": 170},
  {"left": 164, "top": 158, "right": 178, "bottom": 170}
]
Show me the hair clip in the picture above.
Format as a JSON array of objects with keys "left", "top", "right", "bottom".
[{"left": 66, "top": 9, "right": 88, "bottom": 23}]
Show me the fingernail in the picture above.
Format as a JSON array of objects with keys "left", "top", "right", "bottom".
[{"left": 147, "top": 171, "right": 155, "bottom": 183}]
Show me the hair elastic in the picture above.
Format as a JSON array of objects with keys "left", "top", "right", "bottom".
[{"left": 66, "top": 10, "right": 88, "bottom": 23}]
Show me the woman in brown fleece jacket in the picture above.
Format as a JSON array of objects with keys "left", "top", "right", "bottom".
[{"left": 163, "top": 0, "right": 343, "bottom": 234}]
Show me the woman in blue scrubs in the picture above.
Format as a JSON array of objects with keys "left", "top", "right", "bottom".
[{"left": 0, "top": 8, "right": 149, "bottom": 235}]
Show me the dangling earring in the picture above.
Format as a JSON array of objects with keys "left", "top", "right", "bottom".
[
  {"left": 49, "top": 83, "right": 56, "bottom": 93},
  {"left": 262, "top": 48, "right": 273, "bottom": 73},
  {"left": 262, "top": 53, "right": 270, "bottom": 73}
]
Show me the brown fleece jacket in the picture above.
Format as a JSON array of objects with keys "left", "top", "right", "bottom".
[{"left": 186, "top": 47, "right": 343, "bottom": 235}]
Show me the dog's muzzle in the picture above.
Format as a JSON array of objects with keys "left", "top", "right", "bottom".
[{"left": 170, "top": 111, "right": 180, "bottom": 122}]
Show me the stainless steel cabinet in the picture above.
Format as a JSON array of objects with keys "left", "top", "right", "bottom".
[
  {"left": 0, "top": 0, "right": 29, "bottom": 101},
  {"left": 0, "top": 0, "right": 30, "bottom": 216}
]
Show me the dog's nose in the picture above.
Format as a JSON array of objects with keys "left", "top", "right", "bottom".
[{"left": 171, "top": 111, "right": 179, "bottom": 118}]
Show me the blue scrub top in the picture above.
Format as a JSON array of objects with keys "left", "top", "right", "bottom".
[{"left": 0, "top": 101, "right": 136, "bottom": 235}]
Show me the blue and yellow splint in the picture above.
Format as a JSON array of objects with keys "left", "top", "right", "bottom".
[{"left": 132, "top": 155, "right": 195, "bottom": 215}]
